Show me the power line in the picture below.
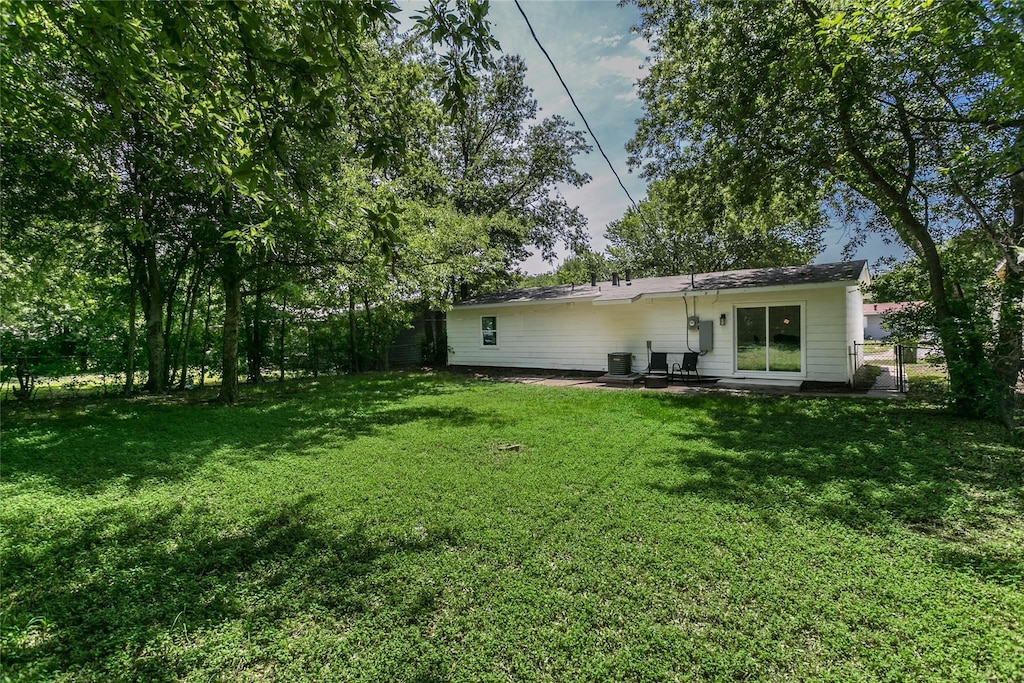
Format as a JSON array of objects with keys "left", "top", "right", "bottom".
[{"left": 513, "top": 0, "right": 640, "bottom": 213}]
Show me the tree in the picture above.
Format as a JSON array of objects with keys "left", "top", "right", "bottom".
[
  {"left": 870, "top": 230, "right": 1002, "bottom": 304},
  {"left": 868, "top": 230, "right": 1005, "bottom": 353},
  {"left": 2, "top": 1, "right": 499, "bottom": 404},
  {"left": 606, "top": 176, "right": 823, "bottom": 277},
  {"left": 435, "top": 55, "right": 592, "bottom": 267},
  {"left": 518, "top": 248, "right": 613, "bottom": 287},
  {"left": 628, "top": 0, "right": 1023, "bottom": 423}
]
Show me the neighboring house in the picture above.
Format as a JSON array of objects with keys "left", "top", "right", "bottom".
[
  {"left": 448, "top": 261, "right": 869, "bottom": 384},
  {"left": 862, "top": 301, "right": 925, "bottom": 340}
]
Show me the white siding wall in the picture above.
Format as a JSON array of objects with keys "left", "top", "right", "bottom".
[
  {"left": 864, "top": 314, "right": 888, "bottom": 340},
  {"left": 448, "top": 284, "right": 856, "bottom": 382}
]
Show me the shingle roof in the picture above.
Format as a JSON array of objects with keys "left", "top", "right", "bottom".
[{"left": 459, "top": 261, "right": 869, "bottom": 307}]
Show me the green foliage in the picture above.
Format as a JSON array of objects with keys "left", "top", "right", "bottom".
[
  {"left": 1, "top": 0, "right": 502, "bottom": 400},
  {"left": 606, "top": 176, "right": 823, "bottom": 277},
  {"left": 870, "top": 230, "right": 1002, "bottom": 304},
  {"left": 2, "top": 376, "right": 1022, "bottom": 680},
  {"left": 627, "top": 0, "right": 1024, "bottom": 422},
  {"left": 869, "top": 232, "right": 1008, "bottom": 419},
  {"left": 436, "top": 55, "right": 592, "bottom": 263},
  {"left": 519, "top": 248, "right": 612, "bottom": 288}
]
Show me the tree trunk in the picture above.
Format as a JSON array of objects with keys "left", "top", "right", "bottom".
[
  {"left": 125, "top": 275, "right": 138, "bottom": 396},
  {"left": 362, "top": 293, "right": 374, "bottom": 370},
  {"left": 279, "top": 293, "right": 287, "bottom": 382},
  {"left": 162, "top": 248, "right": 192, "bottom": 387},
  {"left": 163, "top": 280, "right": 177, "bottom": 387},
  {"left": 348, "top": 289, "right": 359, "bottom": 373},
  {"left": 219, "top": 242, "right": 243, "bottom": 404},
  {"left": 993, "top": 170, "right": 1024, "bottom": 428},
  {"left": 994, "top": 266, "right": 1024, "bottom": 428},
  {"left": 422, "top": 299, "right": 434, "bottom": 364},
  {"left": 177, "top": 266, "right": 200, "bottom": 390},
  {"left": 141, "top": 238, "right": 165, "bottom": 393},
  {"left": 126, "top": 122, "right": 165, "bottom": 394},
  {"left": 248, "top": 286, "right": 264, "bottom": 384},
  {"left": 200, "top": 282, "right": 212, "bottom": 388},
  {"left": 169, "top": 278, "right": 187, "bottom": 387}
]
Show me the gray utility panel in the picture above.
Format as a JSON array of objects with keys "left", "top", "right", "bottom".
[
  {"left": 686, "top": 316, "right": 713, "bottom": 353},
  {"left": 698, "top": 320, "right": 713, "bottom": 352}
]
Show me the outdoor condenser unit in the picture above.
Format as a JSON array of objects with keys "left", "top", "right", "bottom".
[{"left": 607, "top": 352, "right": 632, "bottom": 376}]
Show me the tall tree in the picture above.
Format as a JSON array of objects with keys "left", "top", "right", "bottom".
[
  {"left": 606, "top": 176, "right": 823, "bottom": 277},
  {"left": 435, "top": 54, "right": 592, "bottom": 266},
  {"left": 2, "top": 0, "right": 498, "bottom": 403},
  {"left": 628, "top": 0, "right": 1023, "bottom": 423}
]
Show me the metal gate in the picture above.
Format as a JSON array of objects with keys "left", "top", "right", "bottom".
[
  {"left": 893, "top": 344, "right": 909, "bottom": 392},
  {"left": 853, "top": 341, "right": 945, "bottom": 394}
]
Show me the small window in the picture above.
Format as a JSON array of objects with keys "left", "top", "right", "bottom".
[{"left": 481, "top": 316, "right": 498, "bottom": 346}]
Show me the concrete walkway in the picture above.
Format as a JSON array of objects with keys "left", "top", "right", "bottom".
[{"left": 864, "top": 365, "right": 906, "bottom": 399}]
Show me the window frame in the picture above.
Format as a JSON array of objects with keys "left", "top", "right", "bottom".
[
  {"left": 480, "top": 315, "right": 498, "bottom": 348},
  {"left": 733, "top": 302, "right": 805, "bottom": 375}
]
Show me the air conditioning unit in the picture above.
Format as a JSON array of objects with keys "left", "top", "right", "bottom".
[{"left": 607, "top": 352, "right": 631, "bottom": 376}]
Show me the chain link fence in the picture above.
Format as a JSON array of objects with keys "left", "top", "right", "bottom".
[{"left": 855, "top": 340, "right": 948, "bottom": 395}]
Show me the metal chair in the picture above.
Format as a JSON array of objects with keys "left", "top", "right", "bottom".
[
  {"left": 647, "top": 351, "right": 669, "bottom": 376},
  {"left": 644, "top": 351, "right": 671, "bottom": 388},
  {"left": 672, "top": 352, "right": 700, "bottom": 384}
]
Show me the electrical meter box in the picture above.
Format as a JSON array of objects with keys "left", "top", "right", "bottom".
[{"left": 687, "top": 315, "right": 700, "bottom": 330}]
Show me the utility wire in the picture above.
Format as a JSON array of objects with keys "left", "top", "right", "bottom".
[{"left": 513, "top": 0, "right": 640, "bottom": 213}]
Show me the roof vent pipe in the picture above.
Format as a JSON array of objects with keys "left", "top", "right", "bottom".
[
  {"left": 625, "top": 268, "right": 632, "bottom": 285},
  {"left": 690, "top": 268, "right": 695, "bottom": 289},
  {"left": 590, "top": 272, "right": 597, "bottom": 287},
  {"left": 611, "top": 272, "right": 620, "bottom": 286}
]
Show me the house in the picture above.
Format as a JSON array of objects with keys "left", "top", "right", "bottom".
[
  {"left": 448, "top": 261, "right": 870, "bottom": 385},
  {"left": 862, "top": 301, "right": 925, "bottom": 340}
]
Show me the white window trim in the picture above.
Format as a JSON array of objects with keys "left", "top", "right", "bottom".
[
  {"left": 480, "top": 315, "right": 499, "bottom": 349},
  {"left": 732, "top": 302, "right": 806, "bottom": 377}
]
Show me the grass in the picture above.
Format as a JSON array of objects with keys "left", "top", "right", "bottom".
[
  {"left": 2, "top": 373, "right": 1022, "bottom": 681},
  {"left": 851, "top": 363, "right": 882, "bottom": 390},
  {"left": 736, "top": 345, "right": 802, "bottom": 372}
]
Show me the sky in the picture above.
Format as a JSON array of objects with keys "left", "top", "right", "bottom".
[{"left": 399, "top": 1, "right": 906, "bottom": 275}]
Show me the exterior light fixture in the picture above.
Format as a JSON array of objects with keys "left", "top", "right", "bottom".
[{"left": 719, "top": 313, "right": 727, "bottom": 326}]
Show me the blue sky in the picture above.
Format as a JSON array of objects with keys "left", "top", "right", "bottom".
[{"left": 399, "top": 1, "right": 905, "bottom": 274}]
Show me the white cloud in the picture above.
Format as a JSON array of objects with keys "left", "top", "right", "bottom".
[
  {"left": 594, "top": 55, "right": 645, "bottom": 82},
  {"left": 591, "top": 34, "right": 625, "bottom": 47},
  {"left": 627, "top": 35, "right": 651, "bottom": 56}
]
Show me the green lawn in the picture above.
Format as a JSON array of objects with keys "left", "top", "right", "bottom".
[
  {"left": 2, "top": 373, "right": 1022, "bottom": 681},
  {"left": 735, "top": 345, "right": 802, "bottom": 372}
]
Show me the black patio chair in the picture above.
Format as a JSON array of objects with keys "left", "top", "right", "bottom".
[
  {"left": 644, "top": 351, "right": 671, "bottom": 388},
  {"left": 672, "top": 352, "right": 700, "bottom": 384},
  {"left": 647, "top": 351, "right": 669, "bottom": 377}
]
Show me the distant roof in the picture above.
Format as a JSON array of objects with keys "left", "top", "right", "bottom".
[
  {"left": 459, "top": 261, "right": 869, "bottom": 307},
  {"left": 863, "top": 301, "right": 926, "bottom": 315}
]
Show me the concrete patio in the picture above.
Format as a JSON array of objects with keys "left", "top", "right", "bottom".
[{"left": 476, "top": 371, "right": 904, "bottom": 399}]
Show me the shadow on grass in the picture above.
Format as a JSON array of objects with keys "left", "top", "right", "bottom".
[
  {"left": 1, "top": 373, "right": 496, "bottom": 495},
  {"left": 2, "top": 495, "right": 461, "bottom": 681},
  {"left": 640, "top": 393, "right": 1024, "bottom": 581}
]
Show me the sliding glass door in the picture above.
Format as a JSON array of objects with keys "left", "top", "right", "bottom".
[{"left": 735, "top": 305, "right": 802, "bottom": 372}]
